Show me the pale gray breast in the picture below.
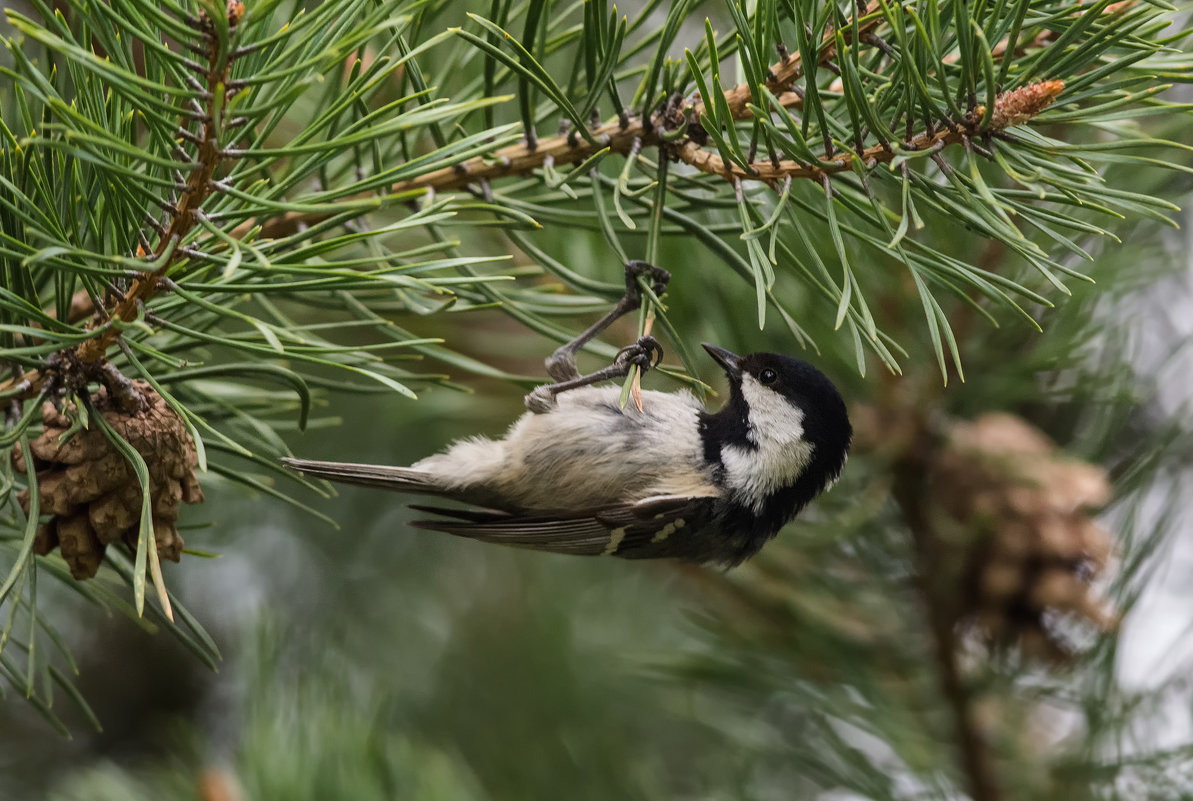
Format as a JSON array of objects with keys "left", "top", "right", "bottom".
[{"left": 495, "top": 387, "right": 715, "bottom": 509}]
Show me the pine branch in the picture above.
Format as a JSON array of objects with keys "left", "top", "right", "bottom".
[
  {"left": 234, "top": 1, "right": 885, "bottom": 240},
  {"left": 1, "top": 2, "right": 245, "bottom": 399},
  {"left": 233, "top": 0, "right": 1134, "bottom": 258},
  {"left": 675, "top": 81, "right": 1064, "bottom": 184}
]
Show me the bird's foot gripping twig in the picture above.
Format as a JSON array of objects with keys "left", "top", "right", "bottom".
[
  {"left": 622, "top": 259, "right": 671, "bottom": 302},
  {"left": 542, "top": 260, "right": 670, "bottom": 383},
  {"left": 525, "top": 260, "right": 670, "bottom": 414},
  {"left": 615, "top": 335, "right": 664, "bottom": 372},
  {"left": 525, "top": 335, "right": 665, "bottom": 413}
]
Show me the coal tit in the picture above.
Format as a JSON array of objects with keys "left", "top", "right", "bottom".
[{"left": 284, "top": 263, "right": 851, "bottom": 566}]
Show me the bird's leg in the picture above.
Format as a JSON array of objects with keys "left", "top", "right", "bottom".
[
  {"left": 525, "top": 261, "right": 669, "bottom": 413},
  {"left": 542, "top": 260, "right": 670, "bottom": 382},
  {"left": 525, "top": 336, "right": 664, "bottom": 413}
]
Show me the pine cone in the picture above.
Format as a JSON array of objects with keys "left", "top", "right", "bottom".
[
  {"left": 931, "top": 413, "right": 1116, "bottom": 660},
  {"left": 15, "top": 380, "right": 203, "bottom": 579}
]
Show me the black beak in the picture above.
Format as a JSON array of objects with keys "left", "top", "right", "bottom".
[{"left": 702, "top": 343, "right": 742, "bottom": 381}]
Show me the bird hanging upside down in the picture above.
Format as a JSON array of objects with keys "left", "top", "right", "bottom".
[{"left": 283, "top": 261, "right": 851, "bottom": 566}]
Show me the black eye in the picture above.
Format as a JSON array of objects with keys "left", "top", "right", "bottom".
[{"left": 759, "top": 368, "right": 778, "bottom": 385}]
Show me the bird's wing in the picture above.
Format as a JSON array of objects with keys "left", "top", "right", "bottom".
[{"left": 408, "top": 494, "right": 721, "bottom": 560}]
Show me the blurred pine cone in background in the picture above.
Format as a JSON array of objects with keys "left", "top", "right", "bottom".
[{"left": 931, "top": 412, "right": 1117, "bottom": 661}]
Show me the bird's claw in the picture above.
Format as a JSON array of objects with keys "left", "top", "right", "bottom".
[
  {"left": 615, "top": 336, "right": 664, "bottom": 372},
  {"left": 624, "top": 260, "right": 670, "bottom": 301}
]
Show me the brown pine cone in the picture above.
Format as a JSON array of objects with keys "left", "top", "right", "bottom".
[
  {"left": 931, "top": 413, "right": 1116, "bottom": 661},
  {"left": 15, "top": 379, "right": 204, "bottom": 579}
]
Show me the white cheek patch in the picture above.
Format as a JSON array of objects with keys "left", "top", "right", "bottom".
[{"left": 720, "top": 374, "right": 814, "bottom": 511}]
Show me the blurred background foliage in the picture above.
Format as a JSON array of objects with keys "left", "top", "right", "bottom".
[{"left": 2, "top": 0, "right": 1193, "bottom": 799}]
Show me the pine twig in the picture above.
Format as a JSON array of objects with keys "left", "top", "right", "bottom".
[
  {"left": 231, "top": 0, "right": 1127, "bottom": 240},
  {"left": 234, "top": 2, "right": 886, "bottom": 241},
  {"left": 0, "top": 2, "right": 244, "bottom": 399},
  {"left": 0, "top": 0, "right": 1131, "bottom": 401},
  {"left": 676, "top": 81, "right": 1064, "bottom": 185}
]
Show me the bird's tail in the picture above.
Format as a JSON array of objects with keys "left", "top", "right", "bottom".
[{"left": 281, "top": 457, "right": 441, "bottom": 494}]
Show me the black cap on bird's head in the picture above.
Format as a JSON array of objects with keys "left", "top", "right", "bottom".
[{"left": 702, "top": 342, "right": 845, "bottom": 414}]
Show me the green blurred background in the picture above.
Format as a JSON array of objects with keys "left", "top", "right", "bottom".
[{"left": 3, "top": 1, "right": 1193, "bottom": 798}]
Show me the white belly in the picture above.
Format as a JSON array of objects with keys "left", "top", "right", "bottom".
[{"left": 417, "top": 386, "right": 716, "bottom": 510}]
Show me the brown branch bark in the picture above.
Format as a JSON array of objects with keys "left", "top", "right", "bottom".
[
  {"left": 76, "top": 9, "right": 240, "bottom": 364},
  {"left": 674, "top": 81, "right": 1064, "bottom": 185},
  {"left": 403, "top": 2, "right": 883, "bottom": 191},
  {"left": 892, "top": 420, "right": 1003, "bottom": 801},
  {"left": 399, "top": 0, "right": 1104, "bottom": 194}
]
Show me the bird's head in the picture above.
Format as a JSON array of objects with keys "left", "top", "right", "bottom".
[{"left": 701, "top": 343, "right": 852, "bottom": 520}]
